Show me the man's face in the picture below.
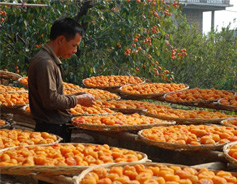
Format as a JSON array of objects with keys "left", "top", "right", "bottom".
[{"left": 59, "top": 33, "right": 82, "bottom": 59}]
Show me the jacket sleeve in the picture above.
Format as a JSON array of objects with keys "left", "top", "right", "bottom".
[{"left": 36, "top": 59, "right": 77, "bottom": 110}]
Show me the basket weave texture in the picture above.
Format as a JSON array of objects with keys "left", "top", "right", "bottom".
[
  {"left": 223, "top": 141, "right": 237, "bottom": 166},
  {"left": 0, "top": 70, "right": 22, "bottom": 81},
  {"left": 220, "top": 118, "right": 237, "bottom": 128},
  {"left": 217, "top": 98, "right": 237, "bottom": 111}
]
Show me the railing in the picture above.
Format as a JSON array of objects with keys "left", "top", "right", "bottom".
[{"left": 166, "top": 0, "right": 230, "bottom": 5}]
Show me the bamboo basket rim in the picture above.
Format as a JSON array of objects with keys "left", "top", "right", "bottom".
[
  {"left": 137, "top": 127, "right": 228, "bottom": 151},
  {"left": 0, "top": 87, "right": 28, "bottom": 92},
  {"left": 82, "top": 76, "right": 146, "bottom": 89},
  {"left": 73, "top": 161, "right": 237, "bottom": 184},
  {"left": 119, "top": 83, "right": 189, "bottom": 99},
  {"left": 0, "top": 70, "right": 22, "bottom": 80},
  {"left": 217, "top": 98, "right": 237, "bottom": 111},
  {"left": 7, "top": 90, "right": 28, "bottom": 93},
  {"left": 9, "top": 90, "right": 28, "bottom": 93},
  {"left": 0, "top": 129, "right": 62, "bottom": 151},
  {"left": 143, "top": 112, "right": 228, "bottom": 124},
  {"left": 0, "top": 103, "right": 28, "bottom": 109},
  {"left": 71, "top": 116, "right": 176, "bottom": 132},
  {"left": 0, "top": 120, "right": 11, "bottom": 129},
  {"left": 20, "top": 104, "right": 32, "bottom": 116},
  {"left": 0, "top": 143, "right": 148, "bottom": 175},
  {"left": 223, "top": 141, "right": 237, "bottom": 166},
  {"left": 220, "top": 117, "right": 237, "bottom": 129},
  {"left": 0, "top": 90, "right": 28, "bottom": 94}
]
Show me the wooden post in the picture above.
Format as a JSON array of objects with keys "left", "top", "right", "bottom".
[
  {"left": 211, "top": 10, "right": 215, "bottom": 31},
  {"left": 0, "top": 2, "right": 47, "bottom": 7}
]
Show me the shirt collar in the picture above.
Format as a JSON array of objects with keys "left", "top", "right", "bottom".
[{"left": 42, "top": 43, "right": 62, "bottom": 65}]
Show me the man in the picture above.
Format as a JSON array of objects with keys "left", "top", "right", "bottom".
[{"left": 28, "top": 17, "right": 95, "bottom": 143}]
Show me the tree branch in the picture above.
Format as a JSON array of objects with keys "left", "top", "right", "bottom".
[
  {"left": 74, "top": 0, "right": 94, "bottom": 57},
  {"left": 74, "top": 0, "right": 94, "bottom": 31}
]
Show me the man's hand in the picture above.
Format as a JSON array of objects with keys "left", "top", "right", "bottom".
[{"left": 75, "top": 93, "right": 95, "bottom": 107}]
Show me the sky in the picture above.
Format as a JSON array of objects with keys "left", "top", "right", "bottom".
[{"left": 203, "top": 0, "right": 237, "bottom": 34}]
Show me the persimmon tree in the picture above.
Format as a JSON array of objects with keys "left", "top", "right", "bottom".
[
  {"left": 0, "top": 0, "right": 79, "bottom": 76},
  {"left": 166, "top": 19, "right": 237, "bottom": 90},
  {"left": 0, "top": 0, "right": 185, "bottom": 85},
  {"left": 73, "top": 0, "right": 186, "bottom": 84}
]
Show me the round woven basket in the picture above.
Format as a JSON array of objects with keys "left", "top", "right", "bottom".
[
  {"left": 82, "top": 77, "right": 146, "bottom": 91},
  {"left": 74, "top": 162, "right": 183, "bottom": 184},
  {"left": 217, "top": 98, "right": 237, "bottom": 112},
  {"left": 0, "top": 143, "right": 148, "bottom": 175},
  {"left": 223, "top": 141, "right": 237, "bottom": 166},
  {"left": 0, "top": 103, "right": 28, "bottom": 111},
  {"left": 73, "top": 162, "right": 237, "bottom": 184},
  {"left": 137, "top": 128, "right": 227, "bottom": 151},
  {"left": 143, "top": 112, "right": 226, "bottom": 124},
  {"left": 82, "top": 76, "right": 146, "bottom": 91},
  {"left": 82, "top": 78, "right": 122, "bottom": 89},
  {"left": 164, "top": 92, "right": 218, "bottom": 107},
  {"left": 119, "top": 83, "right": 189, "bottom": 99},
  {"left": 17, "top": 76, "right": 29, "bottom": 88},
  {"left": 71, "top": 116, "right": 176, "bottom": 132},
  {"left": 0, "top": 70, "right": 22, "bottom": 81},
  {"left": 0, "top": 91, "right": 29, "bottom": 110},
  {"left": 0, "top": 129, "right": 62, "bottom": 151},
  {"left": 163, "top": 90, "right": 236, "bottom": 107},
  {"left": 0, "top": 120, "right": 11, "bottom": 129},
  {"left": 220, "top": 118, "right": 237, "bottom": 128}
]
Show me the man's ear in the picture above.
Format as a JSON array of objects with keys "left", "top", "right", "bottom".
[{"left": 57, "top": 35, "right": 65, "bottom": 46}]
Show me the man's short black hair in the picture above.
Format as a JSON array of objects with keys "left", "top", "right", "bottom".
[{"left": 49, "top": 17, "right": 84, "bottom": 41}]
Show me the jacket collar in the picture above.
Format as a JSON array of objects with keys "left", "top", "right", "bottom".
[{"left": 42, "top": 43, "right": 62, "bottom": 65}]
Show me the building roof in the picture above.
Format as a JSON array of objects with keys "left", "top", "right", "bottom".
[{"left": 167, "top": 0, "right": 233, "bottom": 11}]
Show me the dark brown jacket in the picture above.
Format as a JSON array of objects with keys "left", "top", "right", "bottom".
[{"left": 28, "top": 44, "right": 77, "bottom": 125}]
